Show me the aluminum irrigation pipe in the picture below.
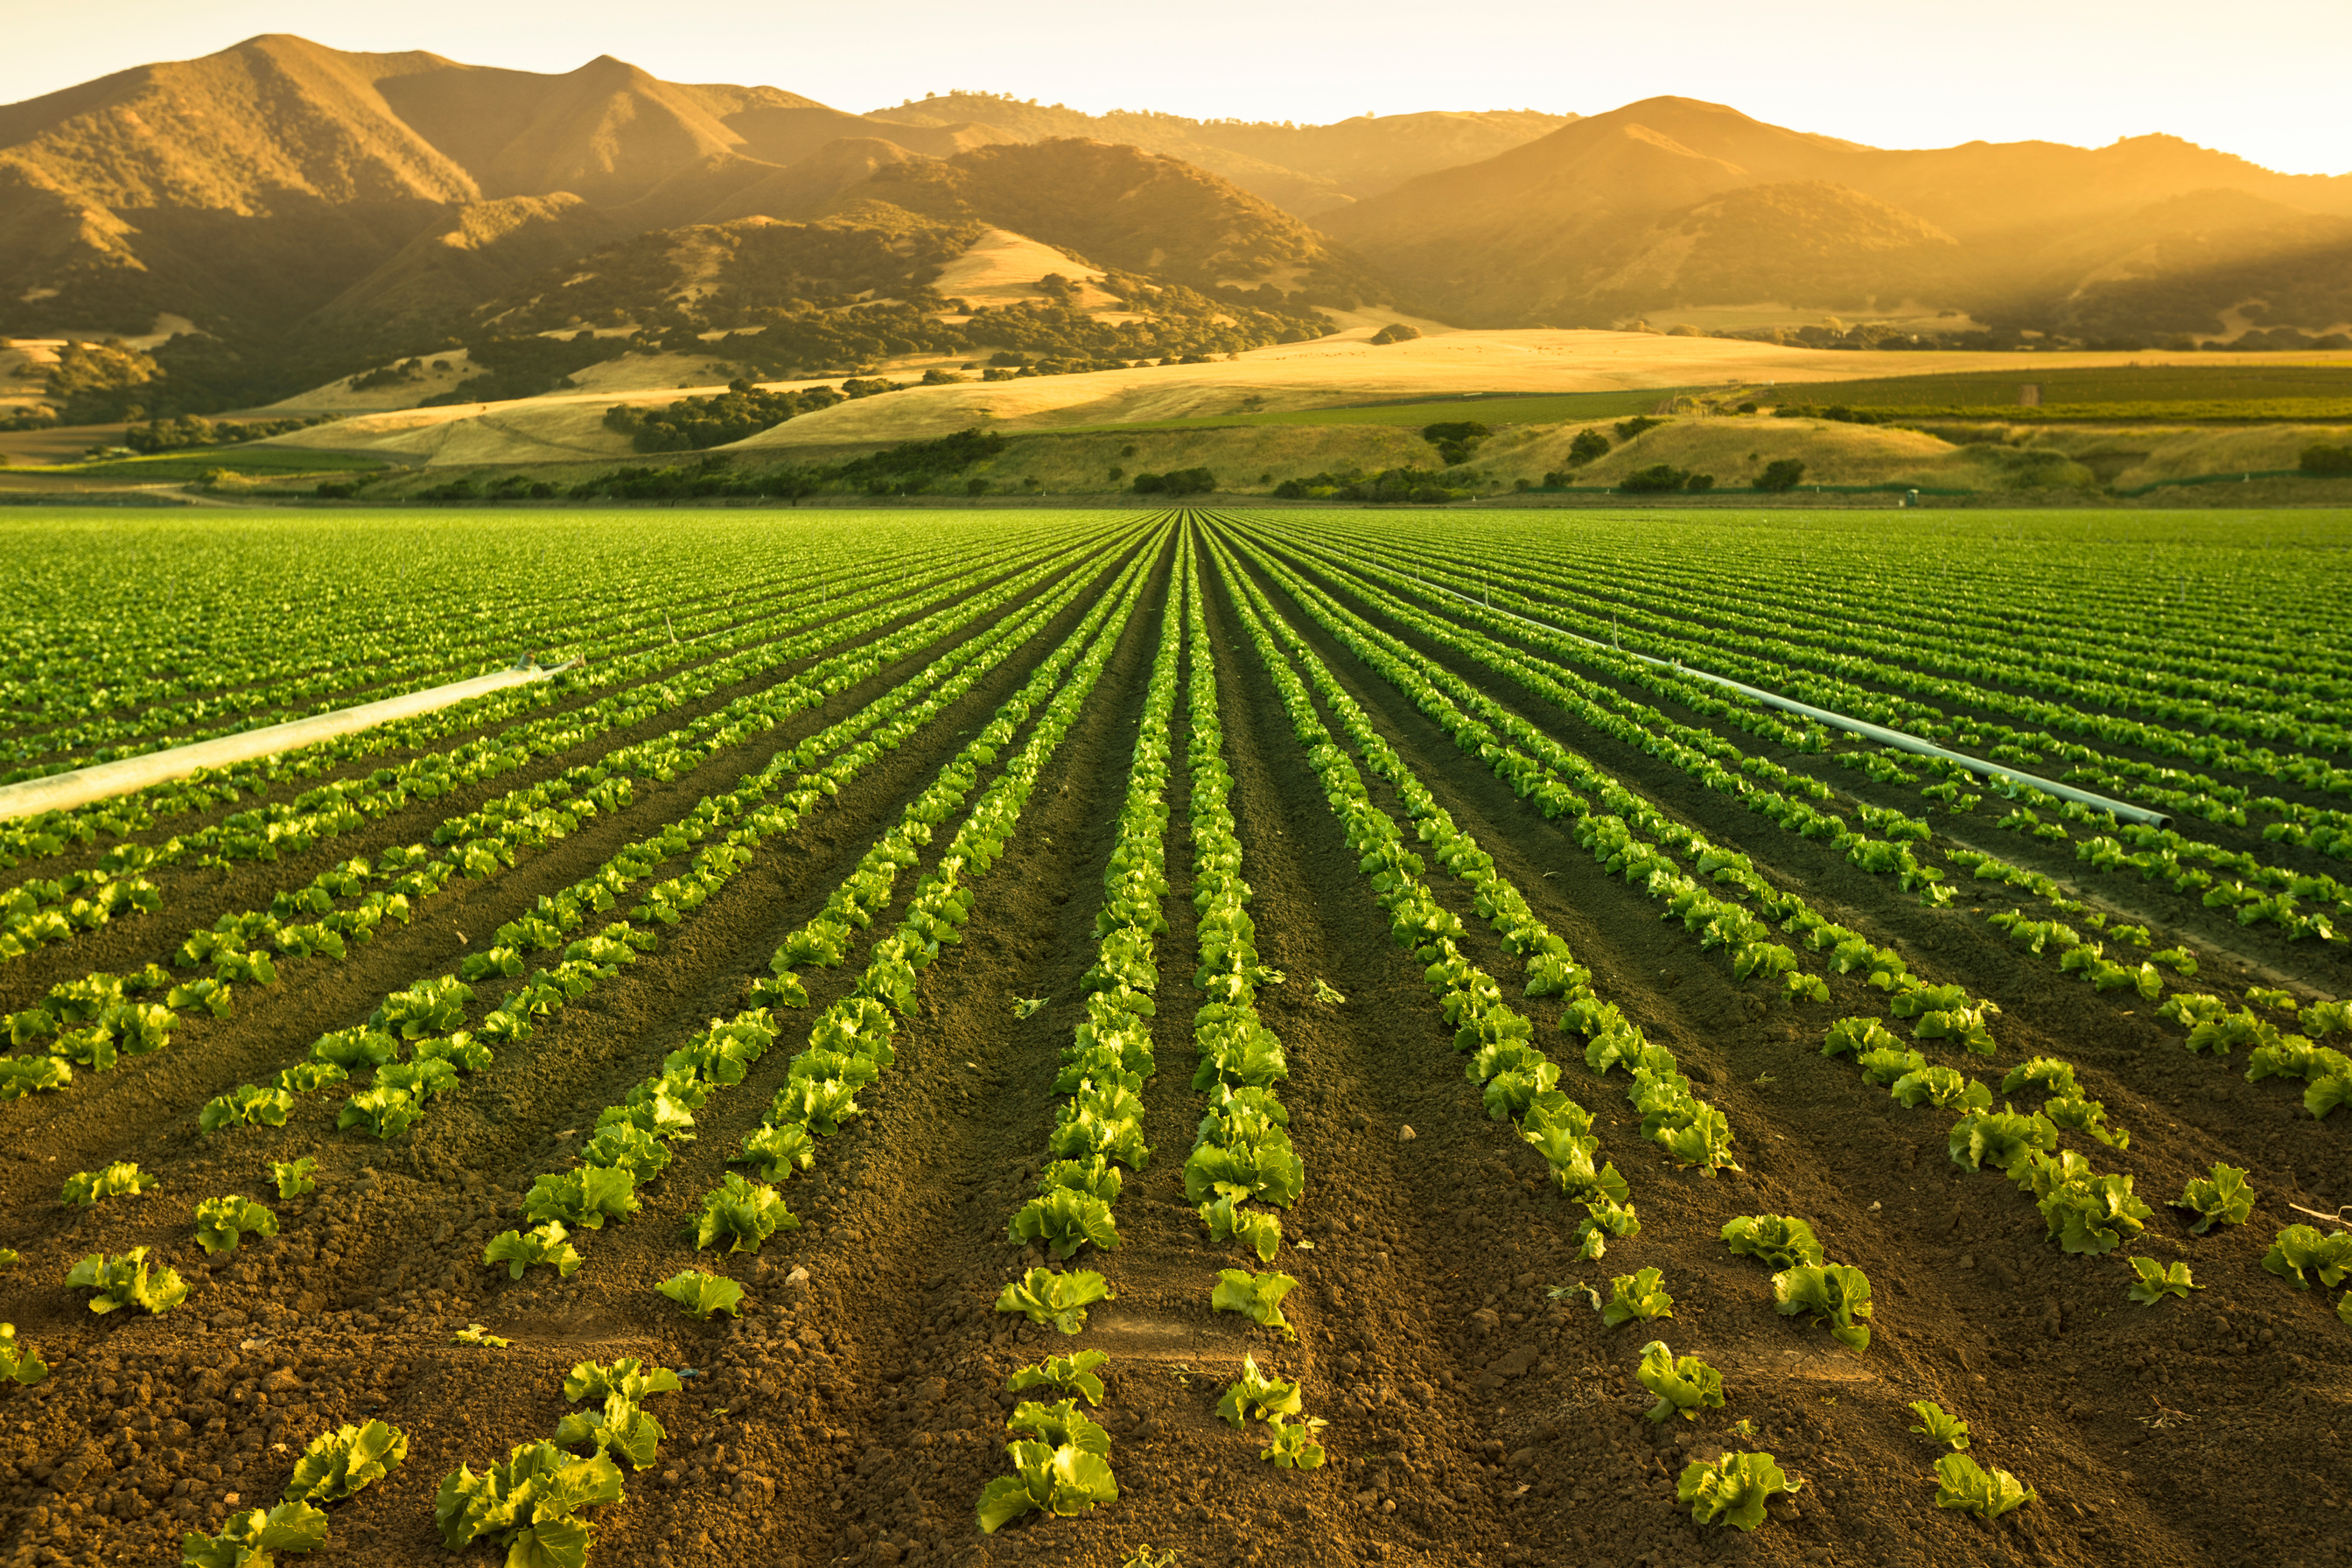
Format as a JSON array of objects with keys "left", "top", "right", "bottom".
[
  {"left": 1427, "top": 584, "right": 2173, "bottom": 831},
  {"left": 0, "top": 657, "right": 583, "bottom": 823}
]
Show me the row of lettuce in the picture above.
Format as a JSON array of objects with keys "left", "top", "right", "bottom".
[{"left": 0, "top": 537, "right": 1116, "bottom": 1103}]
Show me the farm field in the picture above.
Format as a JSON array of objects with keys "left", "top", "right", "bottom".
[{"left": 0, "top": 505, "right": 2347, "bottom": 1568}]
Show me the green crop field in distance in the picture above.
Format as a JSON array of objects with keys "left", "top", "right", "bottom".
[{"left": 1762, "top": 362, "right": 2352, "bottom": 417}]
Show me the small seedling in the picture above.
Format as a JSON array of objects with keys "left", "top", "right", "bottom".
[
  {"left": 2124, "top": 1256, "right": 2201, "bottom": 1306},
  {"left": 1907, "top": 1399, "right": 1969, "bottom": 1450},
  {"left": 1600, "top": 1267, "right": 1673, "bottom": 1327}
]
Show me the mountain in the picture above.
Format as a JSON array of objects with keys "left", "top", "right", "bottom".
[
  {"left": 0, "top": 34, "right": 1464, "bottom": 416},
  {"left": 812, "top": 140, "right": 1374, "bottom": 298},
  {"left": 869, "top": 94, "right": 1576, "bottom": 216},
  {"left": 1319, "top": 95, "right": 2352, "bottom": 334}
]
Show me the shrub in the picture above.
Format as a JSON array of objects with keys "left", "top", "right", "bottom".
[
  {"left": 1756, "top": 458, "right": 1807, "bottom": 492},
  {"left": 1620, "top": 464, "right": 1694, "bottom": 494},
  {"left": 2301, "top": 443, "right": 2352, "bottom": 476},
  {"left": 1565, "top": 429, "right": 1611, "bottom": 466},
  {"left": 1133, "top": 467, "right": 1216, "bottom": 495}
]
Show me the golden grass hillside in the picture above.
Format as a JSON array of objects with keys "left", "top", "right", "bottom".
[{"left": 249, "top": 324, "right": 2352, "bottom": 485}]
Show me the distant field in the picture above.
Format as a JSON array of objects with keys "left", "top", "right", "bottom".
[
  {"left": 1058, "top": 386, "right": 1712, "bottom": 434},
  {"left": 1763, "top": 362, "right": 2352, "bottom": 416}
]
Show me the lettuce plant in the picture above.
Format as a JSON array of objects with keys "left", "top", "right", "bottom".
[
  {"left": 1040, "top": 1156, "right": 1124, "bottom": 1202},
  {"left": 60, "top": 1161, "right": 155, "bottom": 1206},
  {"left": 270, "top": 1158, "right": 318, "bottom": 1200},
  {"left": 976, "top": 1438, "right": 1118, "bottom": 1532},
  {"left": 199, "top": 1084, "right": 296, "bottom": 1134},
  {"left": 336, "top": 1086, "right": 417, "bottom": 1142},
  {"left": 565, "top": 1357, "right": 682, "bottom": 1404},
  {"left": 452, "top": 1325, "right": 510, "bottom": 1348},
  {"left": 1771, "top": 1264, "right": 1872, "bottom": 1351},
  {"left": 2034, "top": 1088, "right": 2117, "bottom": 1138},
  {"left": 2000, "top": 1056, "right": 2079, "bottom": 1097},
  {"left": 181, "top": 1500, "right": 328, "bottom": 1568},
  {"left": 1676, "top": 1450, "right": 1798, "bottom": 1530},
  {"left": 1215, "top": 1355, "right": 1302, "bottom": 1427},
  {"left": 523, "top": 1166, "right": 639, "bottom": 1229},
  {"left": 0, "top": 1324, "right": 48, "bottom": 1387},
  {"left": 1211, "top": 1270, "right": 1297, "bottom": 1337},
  {"left": 415, "top": 1032, "right": 494, "bottom": 1073},
  {"left": 1949, "top": 1107, "right": 2057, "bottom": 1172},
  {"left": 997, "top": 1268, "right": 1115, "bottom": 1334},
  {"left": 1009, "top": 1189, "right": 1119, "bottom": 1260},
  {"left": 1720, "top": 1215, "right": 1823, "bottom": 1270},
  {"left": 311, "top": 1026, "right": 397, "bottom": 1071},
  {"left": 1856, "top": 1046, "right": 1928, "bottom": 1087},
  {"left": 1600, "top": 1268, "right": 1674, "bottom": 1328},
  {"left": 1913, "top": 1005, "right": 1999, "bottom": 1055},
  {"left": 1890, "top": 1066, "right": 1992, "bottom": 1111},
  {"left": 371, "top": 976, "right": 472, "bottom": 1039},
  {"left": 1576, "top": 1199, "right": 1642, "bottom": 1259},
  {"left": 1006, "top": 1351, "right": 1108, "bottom": 1406},
  {"left": 577, "top": 1123, "right": 671, "bottom": 1181},
  {"left": 2174, "top": 1164, "right": 2254, "bottom": 1233},
  {"left": 1822, "top": 1018, "right": 1900, "bottom": 1059},
  {"left": 556, "top": 1393, "right": 666, "bottom": 1470},
  {"left": 276, "top": 1061, "right": 346, "bottom": 1095},
  {"left": 0, "top": 1055, "right": 72, "bottom": 1100},
  {"left": 285, "top": 1418, "right": 408, "bottom": 1504},
  {"left": 193, "top": 1196, "right": 278, "bottom": 1255},
  {"left": 2125, "top": 1257, "right": 2201, "bottom": 1305},
  {"left": 2008, "top": 1147, "right": 2096, "bottom": 1200},
  {"left": 1933, "top": 1454, "right": 2036, "bottom": 1518},
  {"left": 1009, "top": 1398, "right": 1110, "bottom": 1454},
  {"left": 655, "top": 1270, "right": 744, "bottom": 1320},
  {"left": 2037, "top": 1173, "right": 2152, "bottom": 1255},
  {"left": 1635, "top": 1340, "right": 1724, "bottom": 1423},
  {"left": 434, "top": 1440, "right": 622, "bottom": 1566},
  {"left": 1906, "top": 1400, "right": 1968, "bottom": 1450},
  {"left": 768, "top": 1075, "right": 864, "bottom": 1136},
  {"left": 66, "top": 1248, "right": 188, "bottom": 1315},
  {"left": 690, "top": 1173, "right": 798, "bottom": 1253},
  {"left": 2261, "top": 1224, "right": 2352, "bottom": 1289},
  {"left": 1199, "top": 1195, "right": 1282, "bottom": 1262},
  {"left": 733, "top": 1124, "right": 816, "bottom": 1180},
  {"left": 1261, "top": 1417, "right": 1327, "bottom": 1469},
  {"left": 484, "top": 1222, "right": 584, "bottom": 1279}
]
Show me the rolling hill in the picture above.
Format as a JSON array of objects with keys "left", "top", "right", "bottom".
[
  {"left": 7, "top": 37, "right": 2352, "bottom": 432},
  {"left": 867, "top": 94, "right": 1576, "bottom": 216},
  {"left": 1316, "top": 96, "right": 2352, "bottom": 336}
]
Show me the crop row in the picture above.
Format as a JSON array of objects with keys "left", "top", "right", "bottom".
[
  {"left": 1211, "top": 514, "right": 2348, "bottom": 1318},
  {"left": 0, "top": 525, "right": 904, "bottom": 773},
  {"left": 0, "top": 534, "right": 1132, "bottom": 1107},
  {"left": 1263, "top": 520, "right": 2352, "bottom": 934},
  {"left": 0, "top": 522, "right": 1115, "bottom": 887},
  {"left": 1225, "top": 520, "right": 2351, "bottom": 1131}
]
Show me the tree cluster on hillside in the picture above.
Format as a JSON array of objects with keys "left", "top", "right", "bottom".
[
  {"left": 602, "top": 379, "right": 908, "bottom": 452},
  {"left": 124, "top": 414, "right": 323, "bottom": 452},
  {"left": 557, "top": 427, "right": 1010, "bottom": 501},
  {"left": 1272, "top": 466, "right": 1472, "bottom": 502}
]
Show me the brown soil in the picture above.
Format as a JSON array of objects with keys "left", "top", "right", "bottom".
[{"left": 0, "top": 517, "right": 2344, "bottom": 1568}]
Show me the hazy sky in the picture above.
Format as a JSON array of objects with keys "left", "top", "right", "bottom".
[{"left": 9, "top": 0, "right": 2348, "bottom": 175}]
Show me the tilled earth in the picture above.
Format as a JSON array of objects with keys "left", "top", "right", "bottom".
[{"left": 0, "top": 525, "right": 2345, "bottom": 1568}]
